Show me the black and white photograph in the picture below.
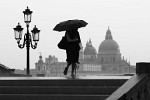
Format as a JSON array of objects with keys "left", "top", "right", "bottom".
[{"left": 0, "top": 0, "right": 149, "bottom": 100}]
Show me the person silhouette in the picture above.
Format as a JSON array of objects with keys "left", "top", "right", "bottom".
[{"left": 63, "top": 29, "right": 81, "bottom": 78}]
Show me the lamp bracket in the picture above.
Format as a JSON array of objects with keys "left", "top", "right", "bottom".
[
  {"left": 30, "top": 35, "right": 37, "bottom": 49},
  {"left": 17, "top": 34, "right": 26, "bottom": 49}
]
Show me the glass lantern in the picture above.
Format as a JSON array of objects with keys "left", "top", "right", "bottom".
[
  {"left": 31, "top": 25, "right": 40, "bottom": 42},
  {"left": 13, "top": 23, "right": 23, "bottom": 40},
  {"left": 23, "top": 7, "right": 33, "bottom": 24}
]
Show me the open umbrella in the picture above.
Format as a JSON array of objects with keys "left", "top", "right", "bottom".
[{"left": 53, "top": 19, "right": 88, "bottom": 32}]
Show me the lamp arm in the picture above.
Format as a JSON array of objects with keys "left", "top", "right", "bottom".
[
  {"left": 30, "top": 35, "right": 37, "bottom": 49},
  {"left": 17, "top": 34, "right": 26, "bottom": 49}
]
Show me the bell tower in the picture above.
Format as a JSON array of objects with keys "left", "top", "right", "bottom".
[{"left": 35, "top": 52, "right": 44, "bottom": 71}]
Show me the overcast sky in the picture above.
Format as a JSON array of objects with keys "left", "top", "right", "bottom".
[{"left": 0, "top": 0, "right": 150, "bottom": 69}]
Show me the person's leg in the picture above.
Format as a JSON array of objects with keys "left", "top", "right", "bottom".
[
  {"left": 74, "top": 50, "right": 80, "bottom": 70},
  {"left": 71, "top": 63, "right": 76, "bottom": 78},
  {"left": 76, "top": 50, "right": 80, "bottom": 63},
  {"left": 64, "top": 62, "right": 71, "bottom": 75}
]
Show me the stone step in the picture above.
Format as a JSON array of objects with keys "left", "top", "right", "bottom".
[
  {"left": 0, "top": 94, "right": 109, "bottom": 100},
  {"left": 0, "top": 86, "right": 119, "bottom": 95},
  {"left": 0, "top": 76, "right": 130, "bottom": 100},
  {"left": 0, "top": 78, "right": 128, "bottom": 86}
]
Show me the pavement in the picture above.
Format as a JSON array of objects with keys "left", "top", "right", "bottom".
[{"left": 0, "top": 75, "right": 132, "bottom": 80}]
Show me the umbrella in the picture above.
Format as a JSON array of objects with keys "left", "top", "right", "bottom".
[{"left": 53, "top": 19, "right": 88, "bottom": 32}]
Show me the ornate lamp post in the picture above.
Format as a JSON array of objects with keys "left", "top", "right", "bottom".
[{"left": 13, "top": 7, "right": 40, "bottom": 75}]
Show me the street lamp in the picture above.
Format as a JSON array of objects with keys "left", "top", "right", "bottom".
[
  {"left": 23, "top": 6, "right": 33, "bottom": 24},
  {"left": 13, "top": 7, "right": 40, "bottom": 75}
]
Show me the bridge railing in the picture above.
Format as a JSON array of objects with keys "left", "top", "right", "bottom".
[{"left": 106, "top": 62, "right": 150, "bottom": 100}]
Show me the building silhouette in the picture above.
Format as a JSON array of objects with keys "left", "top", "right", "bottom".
[
  {"left": 34, "top": 27, "right": 135, "bottom": 76},
  {"left": 0, "top": 63, "right": 15, "bottom": 76}
]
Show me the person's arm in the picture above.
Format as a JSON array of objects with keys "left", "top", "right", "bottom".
[
  {"left": 66, "top": 33, "right": 78, "bottom": 42},
  {"left": 77, "top": 32, "right": 81, "bottom": 43}
]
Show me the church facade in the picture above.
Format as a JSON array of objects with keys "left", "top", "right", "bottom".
[{"left": 34, "top": 28, "right": 135, "bottom": 76}]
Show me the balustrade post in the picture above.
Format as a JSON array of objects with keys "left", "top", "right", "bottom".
[
  {"left": 136, "top": 62, "right": 150, "bottom": 74},
  {"left": 136, "top": 62, "right": 150, "bottom": 100}
]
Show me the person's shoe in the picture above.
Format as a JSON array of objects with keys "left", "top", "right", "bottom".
[
  {"left": 76, "top": 63, "right": 79, "bottom": 69},
  {"left": 63, "top": 67, "right": 68, "bottom": 75},
  {"left": 71, "top": 74, "right": 76, "bottom": 78}
]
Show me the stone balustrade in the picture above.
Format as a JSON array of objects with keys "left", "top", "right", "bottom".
[{"left": 106, "top": 62, "right": 150, "bottom": 100}]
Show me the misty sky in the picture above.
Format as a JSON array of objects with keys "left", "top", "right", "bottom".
[{"left": 0, "top": 0, "right": 150, "bottom": 69}]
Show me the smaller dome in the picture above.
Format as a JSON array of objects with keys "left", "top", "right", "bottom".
[
  {"left": 84, "top": 39, "right": 97, "bottom": 55},
  {"left": 84, "top": 46, "right": 97, "bottom": 55}
]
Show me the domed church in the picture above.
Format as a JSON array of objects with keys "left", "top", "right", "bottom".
[{"left": 79, "top": 27, "right": 130, "bottom": 74}]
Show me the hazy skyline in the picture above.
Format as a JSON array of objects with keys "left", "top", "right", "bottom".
[{"left": 0, "top": 0, "right": 150, "bottom": 69}]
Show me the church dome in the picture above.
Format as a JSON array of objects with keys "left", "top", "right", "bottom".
[
  {"left": 98, "top": 27, "right": 120, "bottom": 54},
  {"left": 99, "top": 40, "right": 119, "bottom": 52},
  {"left": 84, "top": 39, "right": 97, "bottom": 55}
]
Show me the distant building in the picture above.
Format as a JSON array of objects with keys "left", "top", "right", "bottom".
[
  {"left": 34, "top": 27, "right": 135, "bottom": 77},
  {"left": 33, "top": 55, "right": 65, "bottom": 76}
]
